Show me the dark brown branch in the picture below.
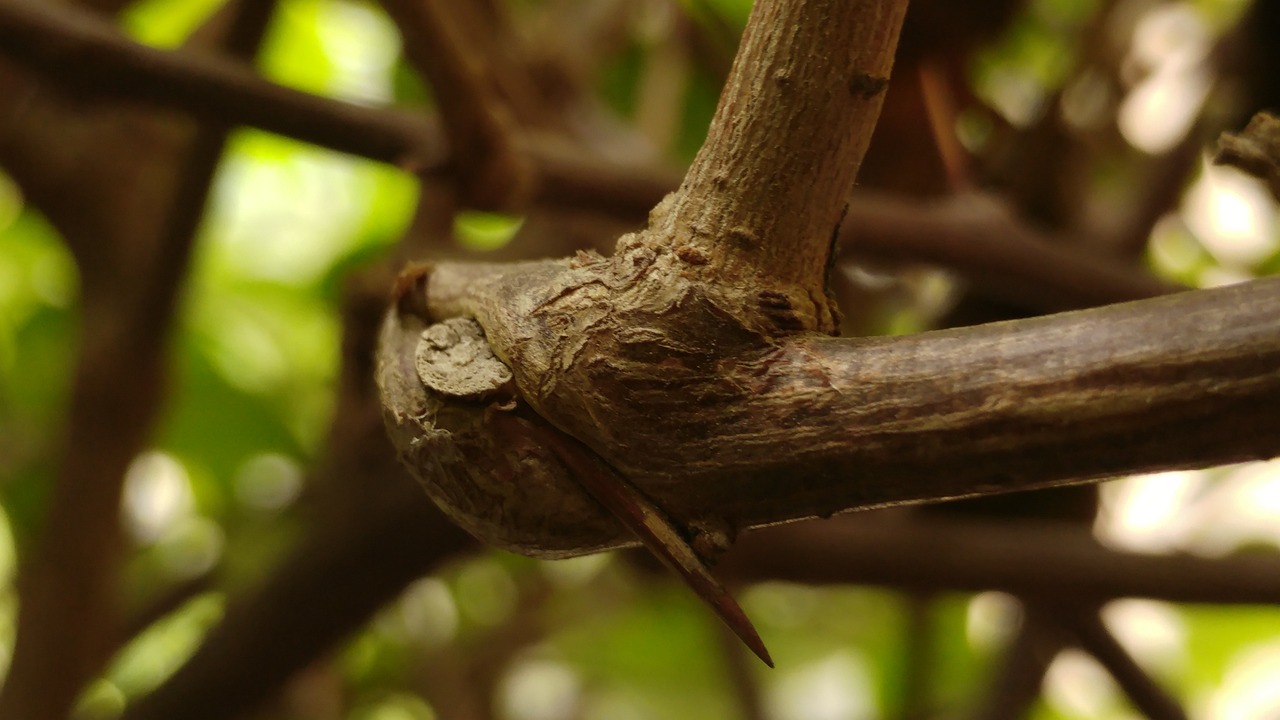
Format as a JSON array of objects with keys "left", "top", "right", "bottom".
[
  {"left": 0, "top": 0, "right": 1188, "bottom": 311},
  {"left": 0, "top": 0, "right": 441, "bottom": 168},
  {"left": 724, "top": 516, "right": 1280, "bottom": 604},
  {"left": 1054, "top": 605, "right": 1188, "bottom": 720},
  {"left": 970, "top": 615, "right": 1062, "bottom": 720},
  {"left": 844, "top": 192, "right": 1182, "bottom": 311},
  {"left": 376, "top": 0, "right": 530, "bottom": 209},
  {"left": 1216, "top": 111, "right": 1280, "bottom": 202},
  {"left": 121, "top": 481, "right": 471, "bottom": 720},
  {"left": 0, "top": 0, "right": 676, "bottom": 220},
  {"left": 122, "top": 277, "right": 475, "bottom": 720},
  {"left": 0, "top": 3, "right": 277, "bottom": 718}
]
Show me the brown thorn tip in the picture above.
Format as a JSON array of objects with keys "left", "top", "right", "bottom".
[{"left": 536, "top": 423, "right": 774, "bottom": 666}]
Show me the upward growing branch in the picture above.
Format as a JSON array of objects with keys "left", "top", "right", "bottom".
[{"left": 655, "top": 0, "right": 906, "bottom": 319}]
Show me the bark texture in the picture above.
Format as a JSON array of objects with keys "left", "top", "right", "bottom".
[
  {"left": 382, "top": 260, "right": 1280, "bottom": 556},
  {"left": 378, "top": 0, "right": 913, "bottom": 556}
]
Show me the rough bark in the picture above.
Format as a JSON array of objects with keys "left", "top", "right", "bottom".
[
  {"left": 378, "top": 0, "right": 913, "bottom": 556},
  {"left": 1217, "top": 111, "right": 1280, "bottom": 201},
  {"left": 384, "top": 260, "right": 1280, "bottom": 556}
]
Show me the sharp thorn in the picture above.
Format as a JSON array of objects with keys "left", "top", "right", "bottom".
[{"left": 539, "top": 427, "right": 773, "bottom": 666}]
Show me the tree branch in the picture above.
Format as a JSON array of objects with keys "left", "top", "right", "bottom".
[
  {"left": 0, "top": 0, "right": 1186, "bottom": 314},
  {"left": 971, "top": 615, "right": 1062, "bottom": 720},
  {"left": 375, "top": 0, "right": 531, "bottom": 209},
  {"left": 650, "top": 0, "right": 909, "bottom": 326},
  {"left": 1216, "top": 111, "right": 1280, "bottom": 202},
  {"left": 1053, "top": 605, "right": 1188, "bottom": 720},
  {"left": 0, "top": 0, "right": 673, "bottom": 219},
  {"left": 392, "top": 268, "right": 1279, "bottom": 555},
  {"left": 844, "top": 192, "right": 1182, "bottom": 312},
  {"left": 122, "top": 274, "right": 475, "bottom": 720},
  {"left": 0, "top": 0, "right": 438, "bottom": 166},
  {"left": 724, "top": 516, "right": 1280, "bottom": 604},
  {"left": 0, "top": 2, "right": 277, "bottom": 717}
]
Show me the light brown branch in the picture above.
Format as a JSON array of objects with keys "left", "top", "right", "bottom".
[{"left": 651, "top": 0, "right": 909, "bottom": 325}]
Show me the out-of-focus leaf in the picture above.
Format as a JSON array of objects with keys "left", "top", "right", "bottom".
[
  {"left": 122, "top": 0, "right": 224, "bottom": 48},
  {"left": 455, "top": 212, "right": 525, "bottom": 252},
  {"left": 260, "top": 0, "right": 336, "bottom": 96},
  {"left": 556, "top": 581, "right": 733, "bottom": 719},
  {"left": 103, "top": 594, "right": 226, "bottom": 700},
  {"left": 1182, "top": 606, "right": 1280, "bottom": 692}
]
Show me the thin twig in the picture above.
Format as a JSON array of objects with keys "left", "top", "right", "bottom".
[
  {"left": 895, "top": 592, "right": 937, "bottom": 720},
  {"left": 1216, "top": 111, "right": 1280, "bottom": 202},
  {"left": 1054, "top": 604, "right": 1188, "bottom": 720},
  {"left": 122, "top": 480, "right": 472, "bottom": 720},
  {"left": 970, "top": 612, "right": 1063, "bottom": 720},
  {"left": 717, "top": 621, "right": 769, "bottom": 720}
]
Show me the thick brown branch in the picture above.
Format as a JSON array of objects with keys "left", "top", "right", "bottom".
[
  {"left": 646, "top": 276, "right": 1280, "bottom": 531},
  {"left": 398, "top": 266, "right": 1280, "bottom": 555}
]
